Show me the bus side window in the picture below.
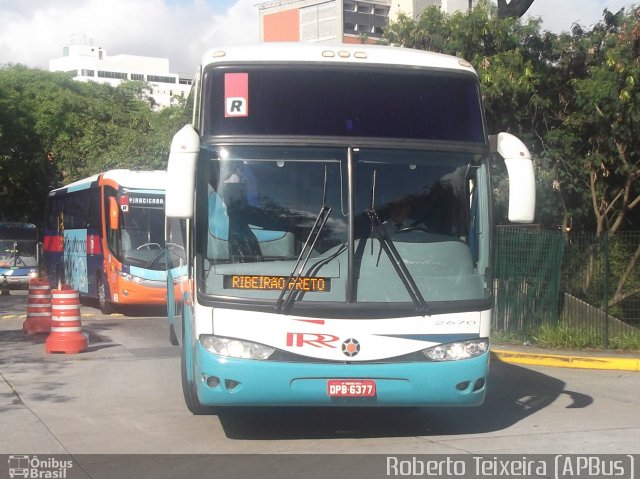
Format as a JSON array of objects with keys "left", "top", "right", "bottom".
[
  {"left": 166, "top": 218, "right": 187, "bottom": 269},
  {"left": 207, "top": 190, "right": 229, "bottom": 260}
]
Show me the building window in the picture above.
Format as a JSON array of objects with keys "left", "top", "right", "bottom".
[
  {"left": 147, "top": 75, "right": 176, "bottom": 84},
  {"left": 81, "top": 69, "right": 95, "bottom": 77},
  {"left": 344, "top": 1, "right": 356, "bottom": 11},
  {"left": 131, "top": 73, "right": 145, "bottom": 81},
  {"left": 98, "top": 71, "right": 127, "bottom": 79}
]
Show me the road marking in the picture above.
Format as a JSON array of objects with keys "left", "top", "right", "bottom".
[{"left": 492, "top": 349, "right": 640, "bottom": 372}]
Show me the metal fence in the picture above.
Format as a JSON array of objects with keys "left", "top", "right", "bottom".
[
  {"left": 561, "top": 231, "right": 640, "bottom": 345},
  {"left": 492, "top": 227, "right": 640, "bottom": 348},
  {"left": 493, "top": 227, "right": 564, "bottom": 332}
]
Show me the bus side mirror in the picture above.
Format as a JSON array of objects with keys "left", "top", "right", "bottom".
[
  {"left": 166, "top": 124, "right": 200, "bottom": 219},
  {"left": 109, "top": 197, "right": 120, "bottom": 230},
  {"left": 490, "top": 132, "right": 536, "bottom": 223}
]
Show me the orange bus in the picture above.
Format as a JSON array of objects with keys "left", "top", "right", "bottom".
[{"left": 44, "top": 169, "right": 173, "bottom": 313}]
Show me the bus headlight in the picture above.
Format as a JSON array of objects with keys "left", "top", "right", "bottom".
[
  {"left": 199, "top": 335, "right": 275, "bottom": 360},
  {"left": 423, "top": 339, "right": 488, "bottom": 361},
  {"left": 119, "top": 272, "right": 142, "bottom": 283}
]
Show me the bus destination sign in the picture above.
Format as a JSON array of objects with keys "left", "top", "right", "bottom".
[{"left": 224, "top": 275, "right": 330, "bottom": 292}]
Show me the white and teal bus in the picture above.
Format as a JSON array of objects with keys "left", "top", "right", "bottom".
[{"left": 165, "top": 43, "right": 535, "bottom": 413}]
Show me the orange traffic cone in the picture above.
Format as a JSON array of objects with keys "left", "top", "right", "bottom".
[
  {"left": 23, "top": 279, "right": 52, "bottom": 335},
  {"left": 45, "top": 289, "right": 88, "bottom": 354}
]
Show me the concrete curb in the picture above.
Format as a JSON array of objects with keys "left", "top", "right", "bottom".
[{"left": 492, "top": 349, "right": 640, "bottom": 372}]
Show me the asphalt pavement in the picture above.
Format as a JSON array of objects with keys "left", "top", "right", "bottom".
[{"left": 1, "top": 288, "right": 639, "bottom": 467}]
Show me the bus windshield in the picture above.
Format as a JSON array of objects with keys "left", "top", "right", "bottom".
[
  {"left": 118, "top": 196, "right": 166, "bottom": 270},
  {"left": 199, "top": 145, "right": 489, "bottom": 309},
  {"left": 0, "top": 240, "right": 38, "bottom": 268}
]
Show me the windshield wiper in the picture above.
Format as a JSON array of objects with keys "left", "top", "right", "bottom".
[
  {"left": 276, "top": 205, "right": 332, "bottom": 313},
  {"left": 144, "top": 247, "right": 166, "bottom": 269},
  {"left": 365, "top": 209, "right": 429, "bottom": 316}
]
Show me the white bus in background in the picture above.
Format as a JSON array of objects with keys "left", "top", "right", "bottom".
[
  {"left": 165, "top": 43, "right": 535, "bottom": 413},
  {"left": 0, "top": 223, "right": 39, "bottom": 289}
]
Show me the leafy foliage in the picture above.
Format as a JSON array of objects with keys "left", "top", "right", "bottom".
[
  {"left": 385, "top": 2, "right": 640, "bottom": 234},
  {"left": 0, "top": 65, "right": 183, "bottom": 224},
  {"left": 384, "top": 3, "right": 640, "bottom": 313}
]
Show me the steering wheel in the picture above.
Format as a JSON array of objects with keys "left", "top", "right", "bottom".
[
  {"left": 395, "top": 224, "right": 429, "bottom": 234},
  {"left": 137, "top": 243, "right": 161, "bottom": 250}
]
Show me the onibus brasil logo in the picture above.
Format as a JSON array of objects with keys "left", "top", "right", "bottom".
[{"left": 8, "top": 455, "right": 73, "bottom": 478}]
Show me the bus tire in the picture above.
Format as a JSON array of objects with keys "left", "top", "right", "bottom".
[
  {"left": 97, "top": 277, "right": 113, "bottom": 315},
  {"left": 181, "top": 325, "right": 217, "bottom": 415}
]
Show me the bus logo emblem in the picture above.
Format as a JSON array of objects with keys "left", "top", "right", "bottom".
[
  {"left": 341, "top": 338, "right": 360, "bottom": 357},
  {"left": 286, "top": 332, "right": 338, "bottom": 348}
]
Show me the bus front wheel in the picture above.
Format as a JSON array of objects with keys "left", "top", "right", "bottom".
[
  {"left": 97, "top": 277, "right": 113, "bottom": 315},
  {"left": 181, "top": 328, "right": 218, "bottom": 415}
]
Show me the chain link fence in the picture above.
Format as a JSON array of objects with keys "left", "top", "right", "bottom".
[
  {"left": 561, "top": 231, "right": 640, "bottom": 346},
  {"left": 493, "top": 227, "right": 640, "bottom": 348},
  {"left": 493, "top": 227, "right": 564, "bottom": 333}
]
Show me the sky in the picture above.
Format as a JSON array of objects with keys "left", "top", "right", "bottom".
[{"left": 0, "top": 0, "right": 637, "bottom": 75}]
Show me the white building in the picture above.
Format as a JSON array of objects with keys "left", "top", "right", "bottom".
[
  {"left": 49, "top": 44, "right": 192, "bottom": 109},
  {"left": 390, "top": 0, "right": 477, "bottom": 20}
]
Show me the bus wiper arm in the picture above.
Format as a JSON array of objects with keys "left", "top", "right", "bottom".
[
  {"left": 365, "top": 209, "right": 429, "bottom": 316},
  {"left": 276, "top": 205, "right": 332, "bottom": 313},
  {"left": 145, "top": 247, "right": 166, "bottom": 269}
]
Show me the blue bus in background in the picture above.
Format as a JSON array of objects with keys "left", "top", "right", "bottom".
[{"left": 0, "top": 222, "right": 39, "bottom": 289}]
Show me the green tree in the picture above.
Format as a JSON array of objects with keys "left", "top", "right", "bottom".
[
  {"left": 385, "top": 2, "right": 557, "bottom": 224},
  {"left": 547, "top": 8, "right": 640, "bottom": 236},
  {"left": 545, "top": 8, "right": 640, "bottom": 310},
  {"left": 0, "top": 65, "right": 183, "bottom": 225},
  {"left": 384, "top": 3, "right": 640, "bottom": 315},
  {"left": 0, "top": 65, "right": 82, "bottom": 222}
]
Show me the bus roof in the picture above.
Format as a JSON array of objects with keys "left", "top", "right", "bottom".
[
  {"left": 102, "top": 169, "right": 166, "bottom": 190},
  {"left": 49, "top": 169, "right": 166, "bottom": 196},
  {"left": 201, "top": 43, "right": 477, "bottom": 75}
]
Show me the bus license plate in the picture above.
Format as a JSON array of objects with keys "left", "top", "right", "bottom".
[{"left": 327, "top": 379, "right": 376, "bottom": 397}]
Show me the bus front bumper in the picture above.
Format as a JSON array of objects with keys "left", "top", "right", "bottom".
[
  {"left": 1, "top": 271, "right": 37, "bottom": 289},
  {"left": 193, "top": 343, "right": 489, "bottom": 407},
  {"left": 112, "top": 278, "right": 167, "bottom": 305}
]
